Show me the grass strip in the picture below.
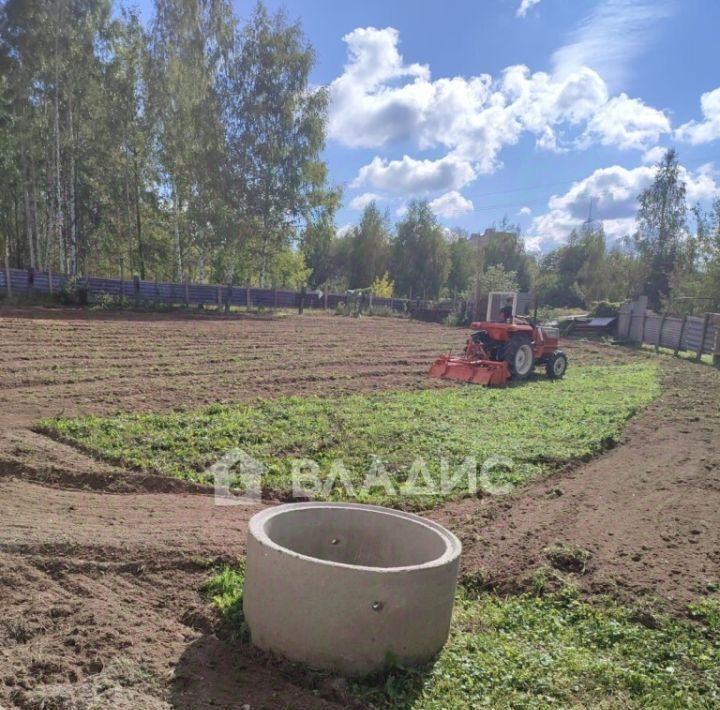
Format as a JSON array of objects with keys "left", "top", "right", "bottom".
[{"left": 40, "top": 363, "right": 659, "bottom": 506}]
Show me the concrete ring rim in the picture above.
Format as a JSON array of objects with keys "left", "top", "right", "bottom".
[{"left": 248, "top": 501, "right": 462, "bottom": 573}]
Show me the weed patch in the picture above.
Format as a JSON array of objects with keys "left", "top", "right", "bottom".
[
  {"left": 349, "top": 588, "right": 720, "bottom": 708},
  {"left": 40, "top": 364, "right": 659, "bottom": 507},
  {"left": 205, "top": 565, "right": 720, "bottom": 709}
]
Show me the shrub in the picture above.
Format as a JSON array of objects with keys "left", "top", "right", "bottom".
[{"left": 590, "top": 300, "right": 621, "bottom": 318}]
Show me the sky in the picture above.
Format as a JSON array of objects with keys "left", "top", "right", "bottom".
[{"left": 137, "top": 0, "right": 720, "bottom": 251}]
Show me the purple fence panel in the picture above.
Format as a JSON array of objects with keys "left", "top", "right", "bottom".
[
  {"left": 10, "top": 269, "right": 30, "bottom": 291},
  {"left": 87, "top": 276, "right": 122, "bottom": 297},
  {"left": 187, "top": 284, "right": 216, "bottom": 303},
  {"left": 2, "top": 266, "right": 415, "bottom": 315},
  {"left": 32, "top": 273, "right": 49, "bottom": 293}
]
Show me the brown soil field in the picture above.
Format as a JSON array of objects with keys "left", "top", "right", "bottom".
[{"left": 1, "top": 305, "right": 719, "bottom": 709}]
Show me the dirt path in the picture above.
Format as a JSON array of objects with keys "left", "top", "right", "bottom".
[{"left": 1, "top": 307, "right": 719, "bottom": 707}]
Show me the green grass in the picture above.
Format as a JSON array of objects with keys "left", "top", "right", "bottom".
[
  {"left": 201, "top": 563, "right": 247, "bottom": 639},
  {"left": 205, "top": 564, "right": 720, "bottom": 709},
  {"left": 39, "top": 363, "right": 659, "bottom": 507},
  {"left": 352, "top": 588, "right": 720, "bottom": 709}
]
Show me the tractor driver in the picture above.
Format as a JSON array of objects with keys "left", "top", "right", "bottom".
[{"left": 499, "top": 297, "right": 514, "bottom": 323}]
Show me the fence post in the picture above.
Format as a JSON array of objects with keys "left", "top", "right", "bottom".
[
  {"left": 298, "top": 285, "right": 305, "bottom": 314},
  {"left": 626, "top": 307, "right": 633, "bottom": 340},
  {"left": 246, "top": 286, "right": 251, "bottom": 311},
  {"left": 324, "top": 290, "right": 328, "bottom": 310},
  {"left": 133, "top": 275, "right": 140, "bottom": 307},
  {"left": 655, "top": 314, "right": 667, "bottom": 353},
  {"left": 641, "top": 312, "right": 648, "bottom": 345},
  {"left": 675, "top": 315, "right": 687, "bottom": 356},
  {"left": 184, "top": 282, "right": 190, "bottom": 307},
  {"left": 696, "top": 313, "right": 710, "bottom": 362},
  {"left": 710, "top": 314, "right": 720, "bottom": 368},
  {"left": 216, "top": 284, "right": 222, "bottom": 309},
  {"left": 225, "top": 284, "right": 232, "bottom": 313},
  {"left": 48, "top": 267, "right": 53, "bottom": 296}
]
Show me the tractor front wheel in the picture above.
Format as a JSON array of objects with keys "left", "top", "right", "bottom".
[
  {"left": 546, "top": 350, "right": 568, "bottom": 379},
  {"left": 506, "top": 334, "right": 534, "bottom": 380}
]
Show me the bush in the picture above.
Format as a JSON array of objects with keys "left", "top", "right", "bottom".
[
  {"left": 590, "top": 300, "right": 621, "bottom": 318},
  {"left": 57, "top": 276, "right": 88, "bottom": 306},
  {"left": 90, "top": 292, "right": 130, "bottom": 311}
]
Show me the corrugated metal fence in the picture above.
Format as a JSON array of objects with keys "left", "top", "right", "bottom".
[
  {"left": 0, "top": 267, "right": 410, "bottom": 312},
  {"left": 618, "top": 296, "right": 720, "bottom": 363}
]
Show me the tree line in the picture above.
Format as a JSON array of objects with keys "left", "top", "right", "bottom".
[
  {"left": 0, "top": 0, "right": 337, "bottom": 287},
  {"left": 0, "top": 1, "right": 718, "bottom": 314},
  {"left": 324, "top": 150, "right": 720, "bottom": 313}
]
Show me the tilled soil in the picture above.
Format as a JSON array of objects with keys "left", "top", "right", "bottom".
[
  {"left": 1, "top": 306, "right": 718, "bottom": 708},
  {"left": 428, "top": 356, "right": 720, "bottom": 612}
]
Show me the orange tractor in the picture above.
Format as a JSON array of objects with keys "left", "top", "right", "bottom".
[{"left": 429, "top": 319, "right": 568, "bottom": 386}]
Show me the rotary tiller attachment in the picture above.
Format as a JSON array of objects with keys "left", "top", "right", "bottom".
[{"left": 428, "top": 355, "right": 510, "bottom": 386}]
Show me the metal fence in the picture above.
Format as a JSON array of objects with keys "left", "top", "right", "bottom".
[
  {"left": 0, "top": 267, "right": 411, "bottom": 312},
  {"left": 618, "top": 296, "right": 720, "bottom": 363}
]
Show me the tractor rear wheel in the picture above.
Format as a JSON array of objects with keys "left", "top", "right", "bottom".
[
  {"left": 505, "top": 334, "right": 534, "bottom": 380},
  {"left": 546, "top": 350, "right": 568, "bottom": 379}
]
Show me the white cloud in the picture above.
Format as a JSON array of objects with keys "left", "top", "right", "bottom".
[
  {"left": 684, "top": 163, "right": 720, "bottom": 203},
  {"left": 552, "top": 0, "right": 674, "bottom": 90},
  {"left": 581, "top": 93, "right": 670, "bottom": 150},
  {"left": 676, "top": 87, "right": 720, "bottom": 145},
  {"left": 429, "top": 191, "right": 474, "bottom": 218},
  {"left": 349, "top": 192, "right": 381, "bottom": 211},
  {"left": 535, "top": 126, "right": 563, "bottom": 152},
  {"left": 516, "top": 0, "right": 541, "bottom": 19},
  {"left": 327, "top": 27, "right": 432, "bottom": 149},
  {"left": 353, "top": 154, "right": 476, "bottom": 194},
  {"left": 524, "top": 235, "right": 546, "bottom": 253},
  {"left": 641, "top": 146, "right": 667, "bottom": 165},
  {"left": 336, "top": 224, "right": 353, "bottom": 238},
  {"left": 330, "top": 27, "right": 672, "bottom": 201},
  {"left": 519, "top": 206, "right": 533, "bottom": 216},
  {"left": 527, "top": 162, "right": 720, "bottom": 250}
]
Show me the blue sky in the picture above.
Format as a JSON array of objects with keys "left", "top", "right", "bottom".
[{"left": 136, "top": 0, "right": 720, "bottom": 250}]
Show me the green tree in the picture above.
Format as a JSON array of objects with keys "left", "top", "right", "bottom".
[
  {"left": 447, "top": 237, "right": 478, "bottom": 296},
  {"left": 478, "top": 225, "right": 533, "bottom": 290},
  {"left": 300, "top": 162, "right": 341, "bottom": 288},
  {"left": 392, "top": 200, "right": 449, "bottom": 299},
  {"left": 634, "top": 148, "right": 688, "bottom": 309},
  {"left": 0, "top": 74, "right": 16, "bottom": 276},
  {"left": 104, "top": 8, "right": 158, "bottom": 279},
  {"left": 348, "top": 202, "right": 390, "bottom": 288},
  {"left": 476, "top": 264, "right": 519, "bottom": 294},
  {"left": 149, "top": 0, "right": 234, "bottom": 281},
  {"left": 223, "top": 2, "right": 327, "bottom": 286}
]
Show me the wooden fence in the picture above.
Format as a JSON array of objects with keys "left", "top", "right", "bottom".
[
  {"left": 618, "top": 296, "right": 720, "bottom": 365},
  {"left": 0, "top": 267, "right": 410, "bottom": 313}
]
